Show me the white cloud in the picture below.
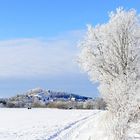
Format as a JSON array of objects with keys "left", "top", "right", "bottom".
[{"left": 0, "top": 30, "right": 85, "bottom": 78}]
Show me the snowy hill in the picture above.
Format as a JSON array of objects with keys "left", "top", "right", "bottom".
[
  {"left": 26, "top": 87, "right": 92, "bottom": 102},
  {"left": 1, "top": 88, "right": 106, "bottom": 109}
]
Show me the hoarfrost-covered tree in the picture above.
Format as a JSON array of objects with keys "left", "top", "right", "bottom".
[{"left": 79, "top": 8, "right": 140, "bottom": 140}]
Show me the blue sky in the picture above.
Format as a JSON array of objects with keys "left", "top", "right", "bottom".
[{"left": 0, "top": 0, "right": 140, "bottom": 98}]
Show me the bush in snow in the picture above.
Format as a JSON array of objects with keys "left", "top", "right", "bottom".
[
  {"left": 83, "top": 98, "right": 106, "bottom": 110},
  {"left": 79, "top": 8, "right": 140, "bottom": 140}
]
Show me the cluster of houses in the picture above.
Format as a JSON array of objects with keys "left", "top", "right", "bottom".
[{"left": 26, "top": 88, "right": 92, "bottom": 104}]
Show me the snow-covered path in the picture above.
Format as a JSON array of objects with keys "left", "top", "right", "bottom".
[
  {"left": 0, "top": 109, "right": 139, "bottom": 140},
  {"left": 0, "top": 108, "right": 99, "bottom": 140},
  {"left": 48, "top": 111, "right": 99, "bottom": 140}
]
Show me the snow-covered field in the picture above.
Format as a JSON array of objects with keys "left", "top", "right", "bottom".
[{"left": 0, "top": 108, "right": 139, "bottom": 140}]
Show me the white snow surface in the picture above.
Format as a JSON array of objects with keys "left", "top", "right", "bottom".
[{"left": 0, "top": 108, "right": 139, "bottom": 140}]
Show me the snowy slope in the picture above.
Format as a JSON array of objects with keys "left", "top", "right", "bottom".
[
  {"left": 26, "top": 87, "right": 92, "bottom": 102},
  {"left": 0, "top": 109, "right": 139, "bottom": 140},
  {"left": 4, "top": 88, "right": 92, "bottom": 107}
]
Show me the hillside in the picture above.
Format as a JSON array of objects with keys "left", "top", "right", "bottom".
[
  {"left": 26, "top": 87, "right": 92, "bottom": 102},
  {"left": 0, "top": 88, "right": 106, "bottom": 109}
]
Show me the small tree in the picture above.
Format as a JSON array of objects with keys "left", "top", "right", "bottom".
[{"left": 79, "top": 8, "right": 140, "bottom": 140}]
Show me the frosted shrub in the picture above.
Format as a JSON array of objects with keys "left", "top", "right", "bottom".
[{"left": 79, "top": 8, "right": 140, "bottom": 140}]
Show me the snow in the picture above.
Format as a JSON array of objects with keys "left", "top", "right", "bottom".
[
  {"left": 78, "top": 8, "right": 140, "bottom": 139},
  {"left": 0, "top": 109, "right": 139, "bottom": 140}
]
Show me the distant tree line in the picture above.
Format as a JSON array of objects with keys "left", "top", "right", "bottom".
[{"left": 0, "top": 97, "right": 106, "bottom": 110}]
